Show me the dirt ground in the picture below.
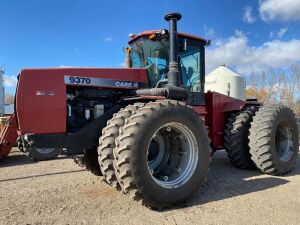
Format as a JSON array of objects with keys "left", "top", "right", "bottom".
[{"left": 0, "top": 148, "right": 299, "bottom": 225}]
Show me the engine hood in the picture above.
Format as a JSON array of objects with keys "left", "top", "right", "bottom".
[
  {"left": 18, "top": 68, "right": 148, "bottom": 90},
  {"left": 15, "top": 68, "right": 148, "bottom": 134}
]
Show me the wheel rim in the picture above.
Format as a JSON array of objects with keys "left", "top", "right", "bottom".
[
  {"left": 275, "top": 122, "right": 294, "bottom": 162},
  {"left": 148, "top": 134, "right": 166, "bottom": 170},
  {"left": 35, "top": 148, "right": 56, "bottom": 154},
  {"left": 146, "top": 122, "right": 198, "bottom": 189}
]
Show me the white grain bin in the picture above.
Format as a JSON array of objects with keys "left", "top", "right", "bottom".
[
  {"left": 0, "top": 69, "right": 5, "bottom": 115},
  {"left": 205, "top": 65, "right": 245, "bottom": 100}
]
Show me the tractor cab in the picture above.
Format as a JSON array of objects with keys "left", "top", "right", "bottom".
[{"left": 127, "top": 30, "right": 208, "bottom": 93}]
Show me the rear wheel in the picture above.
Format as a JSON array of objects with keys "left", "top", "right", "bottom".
[
  {"left": 26, "top": 148, "right": 61, "bottom": 161},
  {"left": 224, "top": 106, "right": 258, "bottom": 169},
  {"left": 113, "top": 100, "right": 211, "bottom": 208},
  {"left": 17, "top": 136, "right": 61, "bottom": 161},
  {"left": 98, "top": 103, "right": 144, "bottom": 189},
  {"left": 249, "top": 105, "right": 299, "bottom": 175}
]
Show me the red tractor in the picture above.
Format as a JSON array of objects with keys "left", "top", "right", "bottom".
[{"left": 0, "top": 13, "right": 299, "bottom": 208}]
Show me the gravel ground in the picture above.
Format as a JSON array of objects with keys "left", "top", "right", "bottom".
[{"left": 0, "top": 148, "right": 299, "bottom": 225}]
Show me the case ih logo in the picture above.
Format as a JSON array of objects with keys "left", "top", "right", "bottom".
[{"left": 115, "top": 81, "right": 139, "bottom": 88}]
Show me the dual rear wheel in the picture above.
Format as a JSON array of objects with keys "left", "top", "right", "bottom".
[
  {"left": 225, "top": 104, "right": 299, "bottom": 175},
  {"left": 224, "top": 106, "right": 258, "bottom": 169},
  {"left": 249, "top": 105, "right": 299, "bottom": 175}
]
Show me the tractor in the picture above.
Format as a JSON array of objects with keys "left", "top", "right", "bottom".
[{"left": 0, "top": 13, "right": 299, "bottom": 208}]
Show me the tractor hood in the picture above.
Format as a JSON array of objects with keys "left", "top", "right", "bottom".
[
  {"left": 18, "top": 68, "right": 148, "bottom": 90},
  {"left": 15, "top": 68, "right": 148, "bottom": 134}
]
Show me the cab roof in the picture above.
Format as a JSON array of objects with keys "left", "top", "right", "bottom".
[{"left": 128, "top": 30, "right": 208, "bottom": 45}]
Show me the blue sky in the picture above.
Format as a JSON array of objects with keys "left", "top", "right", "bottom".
[{"left": 1, "top": 0, "right": 300, "bottom": 94}]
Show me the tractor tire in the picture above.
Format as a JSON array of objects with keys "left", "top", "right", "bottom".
[
  {"left": 83, "top": 148, "right": 102, "bottom": 175},
  {"left": 224, "top": 106, "right": 258, "bottom": 169},
  {"left": 113, "top": 100, "right": 211, "bottom": 208},
  {"left": 73, "top": 147, "right": 103, "bottom": 176},
  {"left": 98, "top": 103, "right": 145, "bottom": 189},
  {"left": 26, "top": 148, "right": 62, "bottom": 161},
  {"left": 249, "top": 105, "right": 299, "bottom": 175}
]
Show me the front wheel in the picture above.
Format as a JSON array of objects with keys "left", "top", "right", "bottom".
[
  {"left": 98, "top": 103, "right": 145, "bottom": 189},
  {"left": 113, "top": 100, "right": 211, "bottom": 208}
]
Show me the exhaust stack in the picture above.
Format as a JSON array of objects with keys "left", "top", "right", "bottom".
[
  {"left": 164, "top": 13, "right": 182, "bottom": 87},
  {"left": 134, "top": 12, "right": 186, "bottom": 100}
]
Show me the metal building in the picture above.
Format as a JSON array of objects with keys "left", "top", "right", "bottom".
[{"left": 205, "top": 65, "right": 246, "bottom": 101}]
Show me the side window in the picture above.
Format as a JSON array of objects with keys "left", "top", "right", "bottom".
[
  {"left": 180, "top": 49, "right": 201, "bottom": 92},
  {"left": 131, "top": 51, "right": 143, "bottom": 68}
]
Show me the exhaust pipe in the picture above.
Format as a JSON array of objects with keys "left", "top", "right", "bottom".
[
  {"left": 135, "top": 12, "right": 186, "bottom": 100},
  {"left": 164, "top": 13, "right": 182, "bottom": 86}
]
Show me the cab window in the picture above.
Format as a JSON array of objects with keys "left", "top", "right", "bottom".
[{"left": 179, "top": 46, "right": 201, "bottom": 92}]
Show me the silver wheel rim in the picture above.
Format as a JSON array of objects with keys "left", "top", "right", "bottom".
[
  {"left": 275, "top": 122, "right": 294, "bottom": 162},
  {"left": 35, "top": 148, "right": 56, "bottom": 154},
  {"left": 148, "top": 134, "right": 166, "bottom": 170},
  {"left": 147, "top": 122, "right": 198, "bottom": 189}
]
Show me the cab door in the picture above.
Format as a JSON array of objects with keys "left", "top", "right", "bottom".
[{"left": 179, "top": 39, "right": 205, "bottom": 105}]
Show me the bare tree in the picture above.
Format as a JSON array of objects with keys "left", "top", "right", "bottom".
[
  {"left": 5, "top": 94, "right": 14, "bottom": 104},
  {"left": 246, "top": 64, "right": 300, "bottom": 117}
]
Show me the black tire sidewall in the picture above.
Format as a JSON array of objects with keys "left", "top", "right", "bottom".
[
  {"left": 270, "top": 109, "right": 299, "bottom": 171},
  {"left": 131, "top": 105, "right": 209, "bottom": 205},
  {"left": 224, "top": 106, "right": 258, "bottom": 169},
  {"left": 28, "top": 148, "right": 61, "bottom": 161}
]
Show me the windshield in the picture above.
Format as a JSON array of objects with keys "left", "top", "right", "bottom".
[
  {"left": 130, "top": 36, "right": 203, "bottom": 91},
  {"left": 130, "top": 37, "right": 169, "bottom": 87}
]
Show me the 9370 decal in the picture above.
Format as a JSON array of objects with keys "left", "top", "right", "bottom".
[
  {"left": 64, "top": 75, "right": 146, "bottom": 89},
  {"left": 68, "top": 76, "right": 91, "bottom": 85}
]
